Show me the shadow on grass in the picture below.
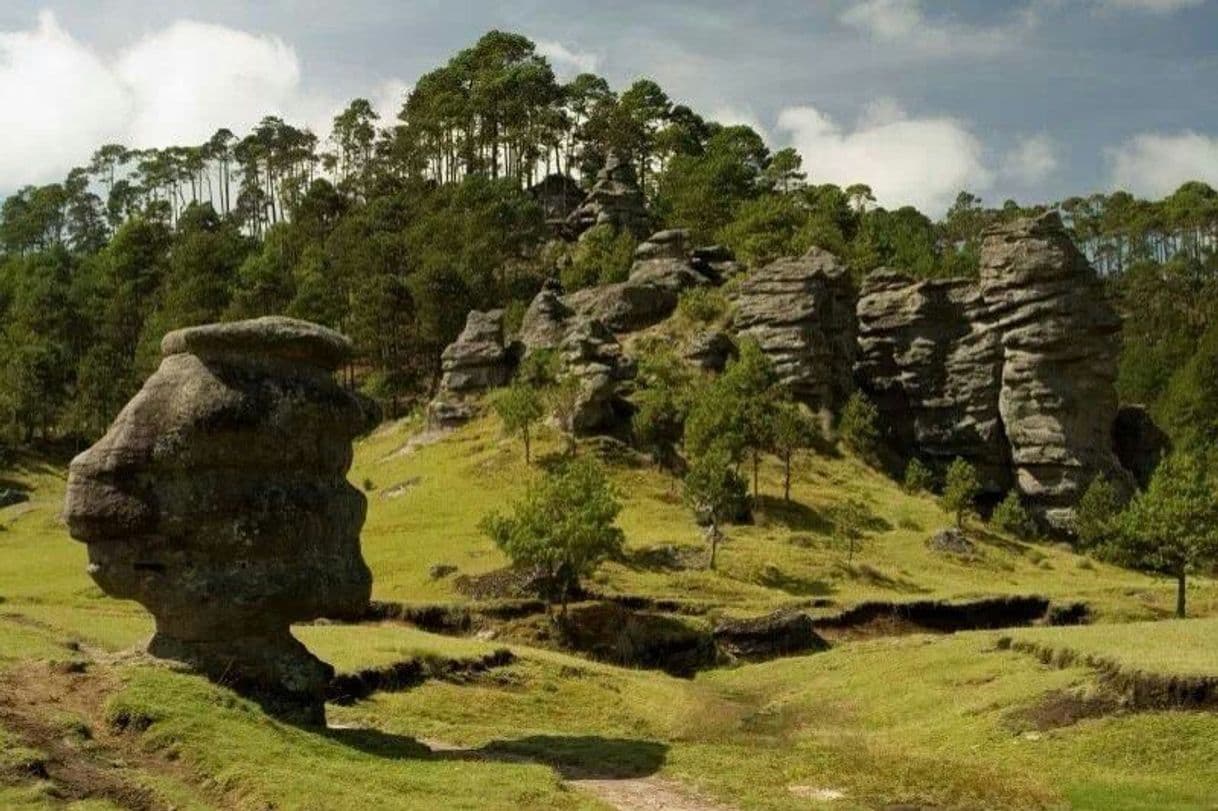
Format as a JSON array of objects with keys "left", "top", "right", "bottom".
[
  {"left": 755, "top": 496, "right": 834, "bottom": 534},
  {"left": 757, "top": 567, "right": 836, "bottom": 597},
  {"left": 969, "top": 525, "right": 1034, "bottom": 556},
  {"left": 832, "top": 561, "right": 929, "bottom": 594},
  {"left": 323, "top": 726, "right": 668, "bottom": 779}
]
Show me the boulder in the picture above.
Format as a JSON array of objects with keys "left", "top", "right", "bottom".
[
  {"left": 927, "top": 527, "right": 975, "bottom": 555},
  {"left": 683, "top": 329, "right": 737, "bottom": 373},
  {"left": 633, "top": 229, "right": 688, "bottom": 261},
  {"left": 64, "top": 317, "right": 373, "bottom": 724},
  {"left": 519, "top": 278, "right": 574, "bottom": 353},
  {"left": 731, "top": 247, "right": 857, "bottom": 420},
  {"left": 437, "top": 309, "right": 512, "bottom": 394}
]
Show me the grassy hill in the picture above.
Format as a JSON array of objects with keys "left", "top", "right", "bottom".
[{"left": 2, "top": 417, "right": 1218, "bottom": 809}]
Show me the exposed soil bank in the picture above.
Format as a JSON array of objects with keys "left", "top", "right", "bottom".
[
  {"left": 1005, "top": 639, "right": 1218, "bottom": 711},
  {"left": 327, "top": 648, "right": 516, "bottom": 704},
  {"left": 814, "top": 596, "right": 1087, "bottom": 641}
]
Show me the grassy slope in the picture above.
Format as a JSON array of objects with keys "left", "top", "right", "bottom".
[
  {"left": 3, "top": 422, "right": 1218, "bottom": 809},
  {"left": 351, "top": 415, "right": 1213, "bottom": 620}
]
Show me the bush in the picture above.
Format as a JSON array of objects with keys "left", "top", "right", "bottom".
[
  {"left": 560, "top": 224, "right": 636, "bottom": 292},
  {"left": 517, "top": 348, "right": 561, "bottom": 387},
  {"left": 676, "top": 287, "right": 729, "bottom": 324},
  {"left": 903, "top": 458, "right": 935, "bottom": 493},
  {"left": 839, "top": 392, "right": 880, "bottom": 460},
  {"left": 990, "top": 491, "right": 1034, "bottom": 539},
  {"left": 502, "top": 299, "right": 527, "bottom": 339}
]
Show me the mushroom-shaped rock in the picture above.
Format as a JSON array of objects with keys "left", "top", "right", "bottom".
[{"left": 64, "top": 316, "right": 372, "bottom": 724}]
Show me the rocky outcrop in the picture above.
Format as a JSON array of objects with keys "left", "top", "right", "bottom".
[
  {"left": 64, "top": 317, "right": 373, "bottom": 724},
  {"left": 855, "top": 271, "right": 1010, "bottom": 492},
  {"left": 731, "top": 247, "right": 857, "bottom": 421},
  {"left": 979, "top": 213, "right": 1132, "bottom": 529},
  {"left": 429, "top": 309, "right": 514, "bottom": 427},
  {"left": 856, "top": 213, "right": 1135, "bottom": 530},
  {"left": 529, "top": 173, "right": 583, "bottom": 223},
  {"left": 565, "top": 229, "right": 716, "bottom": 333},
  {"left": 566, "top": 152, "right": 649, "bottom": 238}
]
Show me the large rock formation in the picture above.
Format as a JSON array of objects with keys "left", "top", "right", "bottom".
[
  {"left": 731, "top": 247, "right": 857, "bottom": 423},
  {"left": 519, "top": 283, "right": 637, "bottom": 436},
  {"left": 564, "top": 229, "right": 715, "bottom": 333},
  {"left": 429, "top": 309, "right": 514, "bottom": 427},
  {"left": 856, "top": 213, "right": 1134, "bottom": 530},
  {"left": 64, "top": 317, "right": 373, "bottom": 724},
  {"left": 855, "top": 271, "right": 1010, "bottom": 491},
  {"left": 565, "top": 152, "right": 649, "bottom": 238}
]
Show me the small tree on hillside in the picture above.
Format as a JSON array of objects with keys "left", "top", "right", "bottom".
[
  {"left": 480, "top": 457, "right": 624, "bottom": 614},
  {"left": 833, "top": 497, "right": 869, "bottom": 564},
  {"left": 1108, "top": 453, "right": 1218, "bottom": 618},
  {"left": 941, "top": 457, "right": 980, "bottom": 529},
  {"left": 719, "top": 339, "right": 778, "bottom": 499},
  {"left": 903, "top": 458, "right": 935, "bottom": 494},
  {"left": 1073, "top": 477, "right": 1122, "bottom": 548},
  {"left": 991, "top": 490, "right": 1035, "bottom": 539},
  {"left": 839, "top": 392, "right": 880, "bottom": 462},
  {"left": 548, "top": 374, "right": 583, "bottom": 457},
  {"left": 683, "top": 443, "right": 749, "bottom": 570},
  {"left": 770, "top": 400, "right": 819, "bottom": 502},
  {"left": 490, "top": 380, "right": 544, "bottom": 464},
  {"left": 632, "top": 344, "right": 694, "bottom": 469}
]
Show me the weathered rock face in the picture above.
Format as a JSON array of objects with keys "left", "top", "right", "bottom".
[
  {"left": 855, "top": 270, "right": 1010, "bottom": 492},
  {"left": 518, "top": 278, "right": 573, "bottom": 353},
  {"left": 979, "top": 213, "right": 1132, "bottom": 529},
  {"left": 439, "top": 310, "right": 512, "bottom": 394},
  {"left": 565, "top": 152, "right": 649, "bottom": 238},
  {"left": 564, "top": 229, "right": 715, "bottom": 333},
  {"left": 731, "top": 247, "right": 857, "bottom": 421},
  {"left": 428, "top": 309, "right": 514, "bottom": 427},
  {"left": 559, "top": 317, "right": 638, "bottom": 435},
  {"left": 529, "top": 173, "right": 583, "bottom": 223},
  {"left": 856, "top": 213, "right": 1135, "bottom": 530},
  {"left": 683, "top": 329, "right": 737, "bottom": 373},
  {"left": 64, "top": 317, "right": 373, "bottom": 724}
]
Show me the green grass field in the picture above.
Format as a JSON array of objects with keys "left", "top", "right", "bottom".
[{"left": 2, "top": 417, "right": 1218, "bottom": 809}]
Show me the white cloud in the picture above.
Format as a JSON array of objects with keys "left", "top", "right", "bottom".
[
  {"left": 0, "top": 11, "right": 130, "bottom": 188},
  {"left": 535, "top": 39, "right": 600, "bottom": 76},
  {"left": 776, "top": 102, "right": 992, "bottom": 216},
  {"left": 1106, "top": 131, "right": 1218, "bottom": 197},
  {"left": 0, "top": 12, "right": 408, "bottom": 190},
  {"left": 839, "top": 0, "right": 1038, "bottom": 57},
  {"left": 1095, "top": 0, "right": 1205, "bottom": 12},
  {"left": 115, "top": 20, "right": 300, "bottom": 148},
  {"left": 371, "top": 78, "right": 411, "bottom": 123},
  {"left": 1001, "top": 134, "right": 1058, "bottom": 186}
]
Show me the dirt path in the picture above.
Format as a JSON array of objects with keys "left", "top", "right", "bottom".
[
  {"left": 567, "top": 776, "right": 738, "bottom": 811},
  {"left": 0, "top": 658, "right": 226, "bottom": 811},
  {"left": 419, "top": 737, "right": 738, "bottom": 811}
]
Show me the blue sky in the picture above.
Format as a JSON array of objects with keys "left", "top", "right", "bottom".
[{"left": 2, "top": 0, "right": 1216, "bottom": 214}]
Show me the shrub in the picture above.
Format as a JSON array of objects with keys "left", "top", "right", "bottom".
[
  {"left": 502, "top": 299, "right": 527, "bottom": 339},
  {"left": 676, "top": 286, "right": 729, "bottom": 325},
  {"left": 560, "top": 224, "right": 636, "bottom": 292},
  {"left": 990, "top": 491, "right": 1034, "bottom": 539},
  {"left": 903, "top": 458, "right": 935, "bottom": 493},
  {"left": 683, "top": 444, "right": 750, "bottom": 569},
  {"left": 517, "top": 348, "right": 561, "bottom": 387},
  {"left": 839, "top": 392, "right": 880, "bottom": 460},
  {"left": 480, "top": 457, "right": 624, "bottom": 612},
  {"left": 489, "top": 381, "right": 544, "bottom": 463}
]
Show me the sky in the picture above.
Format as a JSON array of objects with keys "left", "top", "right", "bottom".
[{"left": 1, "top": 0, "right": 1216, "bottom": 216}]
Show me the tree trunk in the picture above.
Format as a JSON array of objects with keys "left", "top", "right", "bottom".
[
  {"left": 752, "top": 449, "right": 760, "bottom": 501},
  {"left": 1176, "top": 568, "right": 1187, "bottom": 619},
  {"left": 524, "top": 426, "right": 531, "bottom": 465},
  {"left": 783, "top": 452, "right": 791, "bottom": 502},
  {"left": 709, "top": 525, "right": 718, "bottom": 571}
]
